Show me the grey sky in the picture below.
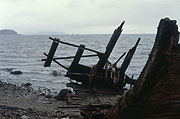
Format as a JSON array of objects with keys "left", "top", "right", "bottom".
[{"left": 0, "top": 0, "right": 180, "bottom": 34}]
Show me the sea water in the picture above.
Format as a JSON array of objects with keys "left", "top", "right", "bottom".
[{"left": 0, "top": 34, "right": 155, "bottom": 92}]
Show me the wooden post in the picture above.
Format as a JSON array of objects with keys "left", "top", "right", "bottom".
[
  {"left": 44, "top": 40, "right": 59, "bottom": 67},
  {"left": 119, "top": 38, "right": 140, "bottom": 78},
  {"left": 96, "top": 21, "right": 125, "bottom": 72},
  {"left": 69, "top": 44, "right": 85, "bottom": 72}
]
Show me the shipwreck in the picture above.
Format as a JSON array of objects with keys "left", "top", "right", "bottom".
[
  {"left": 42, "top": 21, "right": 140, "bottom": 93},
  {"left": 105, "top": 18, "right": 180, "bottom": 119},
  {"left": 41, "top": 18, "right": 180, "bottom": 119}
]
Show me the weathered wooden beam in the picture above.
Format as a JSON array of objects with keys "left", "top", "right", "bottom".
[
  {"left": 41, "top": 54, "right": 98, "bottom": 61},
  {"left": 124, "top": 75, "right": 136, "bottom": 85},
  {"left": 113, "top": 52, "right": 126, "bottom": 67},
  {"left": 65, "top": 65, "right": 90, "bottom": 83},
  {"left": 44, "top": 40, "right": 59, "bottom": 67},
  {"left": 119, "top": 38, "right": 140, "bottom": 78},
  {"left": 69, "top": 44, "right": 85, "bottom": 72},
  {"left": 49, "top": 37, "right": 102, "bottom": 55},
  {"left": 80, "top": 104, "right": 113, "bottom": 111},
  {"left": 96, "top": 21, "right": 125, "bottom": 72},
  {"left": 59, "top": 105, "right": 80, "bottom": 108},
  {"left": 44, "top": 53, "right": 69, "bottom": 70}
]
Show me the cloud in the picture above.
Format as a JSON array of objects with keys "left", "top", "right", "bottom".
[{"left": 0, "top": 0, "right": 180, "bottom": 34}]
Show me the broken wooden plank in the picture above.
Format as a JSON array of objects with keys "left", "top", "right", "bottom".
[
  {"left": 124, "top": 75, "right": 136, "bottom": 85},
  {"left": 44, "top": 40, "right": 59, "bottom": 67},
  {"left": 69, "top": 44, "right": 85, "bottom": 72},
  {"left": 44, "top": 53, "right": 69, "bottom": 70},
  {"left": 80, "top": 104, "right": 113, "bottom": 111},
  {"left": 66, "top": 83, "right": 122, "bottom": 95},
  {"left": 96, "top": 21, "right": 125, "bottom": 72},
  {"left": 41, "top": 54, "right": 98, "bottom": 61},
  {"left": 112, "top": 52, "right": 126, "bottom": 67},
  {"left": 59, "top": 105, "right": 80, "bottom": 108},
  {"left": 119, "top": 38, "right": 140, "bottom": 78},
  {"left": 80, "top": 103, "right": 113, "bottom": 119},
  {"left": 49, "top": 37, "right": 102, "bottom": 54}
]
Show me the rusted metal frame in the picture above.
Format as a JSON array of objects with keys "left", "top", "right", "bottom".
[{"left": 44, "top": 53, "right": 69, "bottom": 70}]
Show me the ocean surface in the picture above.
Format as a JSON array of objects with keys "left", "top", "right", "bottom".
[{"left": 0, "top": 34, "right": 155, "bottom": 92}]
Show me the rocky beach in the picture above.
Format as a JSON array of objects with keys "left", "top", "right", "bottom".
[{"left": 0, "top": 81, "right": 65, "bottom": 119}]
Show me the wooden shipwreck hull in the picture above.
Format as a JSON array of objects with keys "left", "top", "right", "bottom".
[
  {"left": 105, "top": 18, "right": 180, "bottom": 119},
  {"left": 42, "top": 21, "right": 139, "bottom": 92}
]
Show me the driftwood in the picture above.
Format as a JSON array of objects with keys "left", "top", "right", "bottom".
[{"left": 105, "top": 18, "right": 180, "bottom": 119}]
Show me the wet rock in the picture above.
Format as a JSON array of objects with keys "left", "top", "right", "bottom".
[
  {"left": 21, "top": 115, "right": 30, "bottom": 119},
  {"left": 10, "top": 71, "right": 23, "bottom": 75},
  {"left": 40, "top": 93, "right": 45, "bottom": 96},
  {"left": 45, "top": 95, "right": 53, "bottom": 99},
  {"left": 52, "top": 70, "right": 58, "bottom": 76},
  {"left": 54, "top": 89, "right": 72, "bottom": 100},
  {"left": 24, "top": 83, "right": 32, "bottom": 87}
]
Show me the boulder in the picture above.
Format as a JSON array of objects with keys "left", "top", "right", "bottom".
[
  {"left": 23, "top": 83, "right": 32, "bottom": 87},
  {"left": 54, "top": 89, "right": 72, "bottom": 100}
]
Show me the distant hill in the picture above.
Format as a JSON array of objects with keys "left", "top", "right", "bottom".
[
  {"left": 24, "top": 31, "right": 68, "bottom": 35},
  {"left": 0, "top": 29, "right": 18, "bottom": 35},
  {"left": 37, "top": 31, "right": 67, "bottom": 35}
]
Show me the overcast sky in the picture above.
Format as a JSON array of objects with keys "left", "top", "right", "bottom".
[{"left": 0, "top": 0, "right": 180, "bottom": 34}]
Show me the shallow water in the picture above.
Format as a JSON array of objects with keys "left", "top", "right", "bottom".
[{"left": 0, "top": 34, "right": 155, "bottom": 92}]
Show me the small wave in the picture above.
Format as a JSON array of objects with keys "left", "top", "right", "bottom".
[
  {"left": 22, "top": 70, "right": 66, "bottom": 76},
  {"left": 51, "top": 70, "right": 65, "bottom": 76},
  {"left": 24, "top": 70, "right": 51, "bottom": 75},
  {"left": 1, "top": 68, "right": 15, "bottom": 72}
]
